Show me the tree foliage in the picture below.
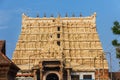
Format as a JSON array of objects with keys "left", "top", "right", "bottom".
[
  {"left": 112, "top": 21, "right": 120, "bottom": 46},
  {"left": 112, "top": 21, "right": 120, "bottom": 58},
  {"left": 112, "top": 40, "right": 120, "bottom": 47},
  {"left": 112, "top": 21, "right": 120, "bottom": 34}
]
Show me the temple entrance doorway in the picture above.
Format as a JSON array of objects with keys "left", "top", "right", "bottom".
[
  {"left": 39, "top": 60, "right": 62, "bottom": 80},
  {"left": 46, "top": 73, "right": 59, "bottom": 80}
]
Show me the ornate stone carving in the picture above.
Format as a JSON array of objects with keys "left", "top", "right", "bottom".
[{"left": 12, "top": 13, "right": 108, "bottom": 74}]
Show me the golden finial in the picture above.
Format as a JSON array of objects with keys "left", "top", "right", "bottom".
[
  {"left": 36, "top": 13, "right": 39, "bottom": 17},
  {"left": 58, "top": 13, "right": 61, "bottom": 17},
  {"left": 72, "top": 13, "right": 75, "bottom": 17},
  {"left": 44, "top": 13, "right": 46, "bottom": 17},
  {"left": 65, "top": 13, "right": 68, "bottom": 17},
  {"left": 50, "top": 14, "right": 54, "bottom": 17},
  {"left": 80, "top": 13, "right": 82, "bottom": 17}
]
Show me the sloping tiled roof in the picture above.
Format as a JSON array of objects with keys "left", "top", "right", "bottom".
[
  {"left": 0, "top": 40, "right": 10, "bottom": 65},
  {"left": 0, "top": 40, "right": 20, "bottom": 70},
  {"left": 0, "top": 40, "right": 5, "bottom": 55},
  {"left": 0, "top": 52, "right": 11, "bottom": 65},
  {"left": 0, "top": 51, "right": 20, "bottom": 71}
]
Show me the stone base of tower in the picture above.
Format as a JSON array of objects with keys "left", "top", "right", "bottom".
[{"left": 16, "top": 60, "right": 109, "bottom": 80}]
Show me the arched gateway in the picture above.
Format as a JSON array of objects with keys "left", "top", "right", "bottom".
[
  {"left": 39, "top": 61, "right": 62, "bottom": 80},
  {"left": 43, "top": 71, "right": 60, "bottom": 80},
  {"left": 46, "top": 73, "right": 58, "bottom": 80}
]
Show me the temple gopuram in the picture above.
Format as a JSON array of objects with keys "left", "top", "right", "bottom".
[{"left": 12, "top": 13, "right": 109, "bottom": 80}]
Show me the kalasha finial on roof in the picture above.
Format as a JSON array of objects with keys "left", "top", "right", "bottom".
[
  {"left": 44, "top": 13, "right": 46, "bottom": 17},
  {"left": 72, "top": 13, "right": 75, "bottom": 17},
  {"left": 36, "top": 13, "right": 39, "bottom": 17},
  {"left": 80, "top": 13, "right": 82, "bottom": 17},
  {"left": 50, "top": 14, "right": 54, "bottom": 17},
  {"left": 65, "top": 13, "right": 68, "bottom": 17},
  {"left": 58, "top": 13, "right": 61, "bottom": 17}
]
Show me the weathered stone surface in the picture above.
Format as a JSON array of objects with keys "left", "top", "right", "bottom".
[{"left": 12, "top": 13, "right": 108, "bottom": 73}]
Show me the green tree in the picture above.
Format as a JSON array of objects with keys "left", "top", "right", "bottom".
[{"left": 112, "top": 21, "right": 120, "bottom": 58}]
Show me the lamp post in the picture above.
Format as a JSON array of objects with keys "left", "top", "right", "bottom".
[{"left": 104, "top": 52, "right": 112, "bottom": 80}]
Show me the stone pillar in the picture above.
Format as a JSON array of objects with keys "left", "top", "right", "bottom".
[
  {"left": 67, "top": 69, "right": 71, "bottom": 80},
  {"left": 40, "top": 68, "right": 42, "bottom": 80},
  {"left": 33, "top": 70, "right": 37, "bottom": 80},
  {"left": 60, "top": 66, "right": 63, "bottom": 80},
  {"left": 39, "top": 61, "right": 42, "bottom": 80}
]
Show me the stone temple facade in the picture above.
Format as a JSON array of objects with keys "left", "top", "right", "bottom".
[{"left": 12, "top": 13, "right": 109, "bottom": 80}]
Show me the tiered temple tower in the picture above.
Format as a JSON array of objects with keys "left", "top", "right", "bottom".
[{"left": 12, "top": 13, "right": 109, "bottom": 80}]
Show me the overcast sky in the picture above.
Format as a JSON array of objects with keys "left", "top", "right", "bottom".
[{"left": 0, "top": 0, "right": 120, "bottom": 71}]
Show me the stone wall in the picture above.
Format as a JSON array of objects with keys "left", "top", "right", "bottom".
[{"left": 12, "top": 13, "right": 108, "bottom": 73}]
